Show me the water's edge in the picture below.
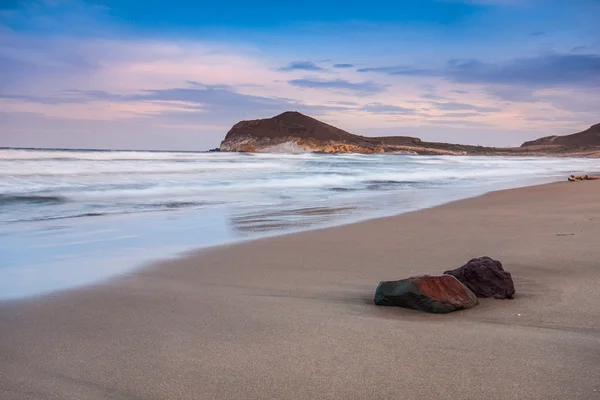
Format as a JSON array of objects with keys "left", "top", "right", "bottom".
[{"left": 0, "top": 179, "right": 565, "bottom": 303}]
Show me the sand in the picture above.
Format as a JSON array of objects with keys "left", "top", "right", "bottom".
[{"left": 1, "top": 181, "right": 600, "bottom": 399}]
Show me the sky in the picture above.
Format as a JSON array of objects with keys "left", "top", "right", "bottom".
[{"left": 0, "top": 0, "right": 599, "bottom": 150}]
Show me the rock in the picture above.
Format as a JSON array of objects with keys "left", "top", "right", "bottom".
[
  {"left": 443, "top": 256, "right": 515, "bottom": 299},
  {"left": 374, "top": 275, "right": 479, "bottom": 314},
  {"left": 568, "top": 175, "right": 600, "bottom": 181}
]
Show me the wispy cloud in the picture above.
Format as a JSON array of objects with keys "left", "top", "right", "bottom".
[
  {"left": 427, "top": 119, "right": 492, "bottom": 126},
  {"left": 326, "top": 100, "right": 359, "bottom": 106},
  {"left": 361, "top": 103, "right": 419, "bottom": 115},
  {"left": 287, "top": 78, "right": 387, "bottom": 95},
  {"left": 420, "top": 92, "right": 449, "bottom": 101},
  {"left": 333, "top": 63, "right": 354, "bottom": 68},
  {"left": 278, "top": 61, "right": 324, "bottom": 72},
  {"left": 359, "top": 53, "right": 600, "bottom": 86},
  {"left": 438, "top": 112, "right": 488, "bottom": 118},
  {"left": 487, "top": 86, "right": 538, "bottom": 102},
  {"left": 1, "top": 84, "right": 351, "bottom": 119},
  {"left": 431, "top": 102, "right": 501, "bottom": 112},
  {"left": 357, "top": 65, "right": 435, "bottom": 76},
  {"left": 538, "top": 89, "right": 600, "bottom": 114},
  {"left": 444, "top": 54, "right": 600, "bottom": 85},
  {"left": 571, "top": 41, "right": 600, "bottom": 53}
]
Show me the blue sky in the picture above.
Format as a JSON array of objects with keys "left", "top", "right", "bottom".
[{"left": 1, "top": 0, "right": 599, "bottom": 150}]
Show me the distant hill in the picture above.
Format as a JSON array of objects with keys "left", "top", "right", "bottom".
[
  {"left": 521, "top": 123, "right": 600, "bottom": 148},
  {"left": 220, "top": 111, "right": 431, "bottom": 153},
  {"left": 220, "top": 111, "right": 481, "bottom": 155},
  {"left": 219, "top": 111, "right": 600, "bottom": 157}
]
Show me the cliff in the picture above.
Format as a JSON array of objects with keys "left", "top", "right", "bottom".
[{"left": 219, "top": 111, "right": 600, "bottom": 156}]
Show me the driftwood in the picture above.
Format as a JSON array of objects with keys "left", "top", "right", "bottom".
[{"left": 568, "top": 175, "right": 600, "bottom": 182}]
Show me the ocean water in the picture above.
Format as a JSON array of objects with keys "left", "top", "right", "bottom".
[{"left": 1, "top": 148, "right": 597, "bottom": 300}]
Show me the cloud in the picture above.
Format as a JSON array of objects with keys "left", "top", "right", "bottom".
[
  {"left": 287, "top": 78, "right": 387, "bottom": 95},
  {"left": 326, "top": 100, "right": 359, "bottom": 106},
  {"left": 1, "top": 84, "right": 350, "bottom": 120},
  {"left": 438, "top": 112, "right": 487, "bottom": 117},
  {"left": 518, "top": 114, "right": 592, "bottom": 123},
  {"left": 361, "top": 103, "right": 419, "bottom": 115},
  {"left": 572, "top": 41, "right": 600, "bottom": 53},
  {"left": 278, "top": 61, "right": 324, "bottom": 72},
  {"left": 419, "top": 84, "right": 451, "bottom": 100},
  {"left": 487, "top": 86, "right": 538, "bottom": 102},
  {"left": 420, "top": 92, "right": 449, "bottom": 100},
  {"left": 529, "top": 31, "right": 545, "bottom": 37},
  {"left": 446, "top": 54, "right": 600, "bottom": 85},
  {"left": 358, "top": 53, "right": 600, "bottom": 86},
  {"left": 427, "top": 119, "right": 492, "bottom": 126},
  {"left": 357, "top": 65, "right": 435, "bottom": 76},
  {"left": 184, "top": 81, "right": 233, "bottom": 90},
  {"left": 538, "top": 89, "right": 600, "bottom": 114},
  {"left": 431, "top": 101, "right": 501, "bottom": 112},
  {"left": 0, "top": 93, "right": 81, "bottom": 104},
  {"left": 333, "top": 63, "right": 354, "bottom": 68}
]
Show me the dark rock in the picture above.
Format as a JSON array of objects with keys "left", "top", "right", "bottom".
[
  {"left": 444, "top": 256, "right": 515, "bottom": 299},
  {"left": 374, "top": 275, "right": 479, "bottom": 314}
]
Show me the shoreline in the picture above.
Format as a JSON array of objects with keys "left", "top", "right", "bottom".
[
  {"left": 2, "top": 180, "right": 600, "bottom": 399},
  {"left": 0, "top": 178, "right": 578, "bottom": 302},
  {"left": 0, "top": 179, "right": 592, "bottom": 301}
]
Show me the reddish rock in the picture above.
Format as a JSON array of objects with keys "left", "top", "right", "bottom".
[
  {"left": 444, "top": 256, "right": 515, "bottom": 299},
  {"left": 374, "top": 275, "right": 479, "bottom": 314}
]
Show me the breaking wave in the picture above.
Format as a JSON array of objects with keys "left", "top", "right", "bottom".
[{"left": 1, "top": 148, "right": 597, "bottom": 223}]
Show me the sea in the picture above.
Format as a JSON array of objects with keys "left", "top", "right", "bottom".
[{"left": 1, "top": 148, "right": 598, "bottom": 300}]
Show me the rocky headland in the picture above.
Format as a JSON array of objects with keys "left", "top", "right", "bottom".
[{"left": 219, "top": 111, "right": 600, "bottom": 157}]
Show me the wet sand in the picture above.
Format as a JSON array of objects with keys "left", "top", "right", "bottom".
[{"left": 1, "top": 181, "right": 600, "bottom": 399}]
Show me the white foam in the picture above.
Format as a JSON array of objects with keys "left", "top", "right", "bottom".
[{"left": 0, "top": 149, "right": 597, "bottom": 224}]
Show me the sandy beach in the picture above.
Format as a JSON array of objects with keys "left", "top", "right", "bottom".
[{"left": 1, "top": 180, "right": 599, "bottom": 399}]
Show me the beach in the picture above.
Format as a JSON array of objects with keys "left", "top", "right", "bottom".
[{"left": 1, "top": 180, "right": 600, "bottom": 399}]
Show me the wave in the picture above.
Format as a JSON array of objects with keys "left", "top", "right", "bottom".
[
  {"left": 364, "top": 180, "right": 421, "bottom": 190},
  {"left": 0, "top": 194, "right": 67, "bottom": 206},
  {"left": 0, "top": 168, "right": 563, "bottom": 206},
  {"left": 2, "top": 150, "right": 598, "bottom": 225},
  {"left": 0, "top": 149, "right": 208, "bottom": 161},
  {"left": 0, "top": 161, "right": 287, "bottom": 177},
  {"left": 1, "top": 200, "right": 219, "bottom": 223}
]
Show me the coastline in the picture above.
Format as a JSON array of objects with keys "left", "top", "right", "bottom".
[
  {"left": 2, "top": 180, "right": 600, "bottom": 399},
  {"left": 7, "top": 150, "right": 600, "bottom": 301}
]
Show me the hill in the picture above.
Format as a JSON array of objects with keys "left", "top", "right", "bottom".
[
  {"left": 220, "top": 111, "right": 483, "bottom": 155},
  {"left": 521, "top": 123, "right": 600, "bottom": 149},
  {"left": 219, "top": 111, "right": 600, "bottom": 156}
]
